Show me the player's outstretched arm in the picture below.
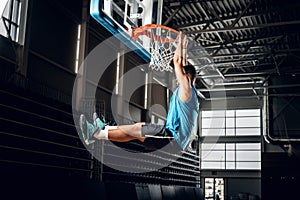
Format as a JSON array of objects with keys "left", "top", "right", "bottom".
[{"left": 173, "top": 32, "right": 192, "bottom": 102}]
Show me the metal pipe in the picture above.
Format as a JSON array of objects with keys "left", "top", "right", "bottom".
[
  {"left": 205, "top": 93, "right": 300, "bottom": 100},
  {"left": 204, "top": 49, "right": 300, "bottom": 58},
  {"left": 214, "top": 81, "right": 263, "bottom": 86},
  {"left": 199, "top": 84, "right": 300, "bottom": 92},
  {"left": 216, "top": 68, "right": 225, "bottom": 80},
  {"left": 198, "top": 72, "right": 271, "bottom": 78},
  {"left": 199, "top": 87, "right": 261, "bottom": 92}
]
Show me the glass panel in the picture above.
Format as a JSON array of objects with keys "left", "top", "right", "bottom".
[
  {"left": 226, "top": 128, "right": 235, "bottom": 136},
  {"left": 202, "top": 118, "right": 225, "bottom": 128},
  {"left": 226, "top": 151, "right": 235, "bottom": 161},
  {"left": 2, "top": 0, "right": 10, "bottom": 17},
  {"left": 12, "top": 0, "right": 19, "bottom": 23},
  {"left": 205, "top": 178, "right": 214, "bottom": 200},
  {"left": 202, "top": 110, "right": 225, "bottom": 118},
  {"left": 202, "top": 143, "right": 225, "bottom": 150},
  {"left": 0, "top": 0, "right": 9, "bottom": 38},
  {"left": 0, "top": 0, "right": 22, "bottom": 42},
  {"left": 226, "top": 118, "right": 235, "bottom": 128},
  {"left": 236, "top": 143, "right": 261, "bottom": 150},
  {"left": 226, "top": 162, "right": 235, "bottom": 169},
  {"left": 201, "top": 151, "right": 225, "bottom": 161},
  {"left": 215, "top": 178, "right": 224, "bottom": 200},
  {"left": 236, "top": 151, "right": 261, "bottom": 161},
  {"left": 236, "top": 128, "right": 260, "bottom": 136},
  {"left": 0, "top": 0, "right": 9, "bottom": 16},
  {"left": 10, "top": 24, "right": 16, "bottom": 40},
  {"left": 226, "top": 110, "right": 235, "bottom": 117},
  {"left": 236, "top": 109, "right": 260, "bottom": 117},
  {"left": 236, "top": 117, "right": 260, "bottom": 127},
  {"left": 202, "top": 128, "right": 225, "bottom": 136},
  {"left": 226, "top": 143, "right": 235, "bottom": 150},
  {"left": 205, "top": 178, "right": 225, "bottom": 200},
  {"left": 0, "top": 20, "right": 6, "bottom": 37},
  {"left": 236, "top": 162, "right": 261, "bottom": 170},
  {"left": 201, "top": 162, "right": 225, "bottom": 169}
]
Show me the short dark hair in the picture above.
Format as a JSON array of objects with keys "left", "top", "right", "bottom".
[{"left": 184, "top": 65, "right": 196, "bottom": 80}]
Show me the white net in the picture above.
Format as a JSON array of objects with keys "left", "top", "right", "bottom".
[{"left": 132, "top": 24, "right": 180, "bottom": 72}]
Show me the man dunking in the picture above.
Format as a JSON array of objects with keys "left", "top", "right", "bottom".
[{"left": 80, "top": 32, "right": 199, "bottom": 151}]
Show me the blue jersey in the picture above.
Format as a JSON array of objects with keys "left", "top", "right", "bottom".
[{"left": 166, "top": 86, "right": 199, "bottom": 150}]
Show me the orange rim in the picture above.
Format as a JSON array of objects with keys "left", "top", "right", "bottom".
[{"left": 132, "top": 24, "right": 180, "bottom": 42}]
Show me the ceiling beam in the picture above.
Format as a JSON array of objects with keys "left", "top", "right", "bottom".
[
  {"left": 184, "top": 20, "right": 300, "bottom": 34},
  {"left": 163, "top": 7, "right": 181, "bottom": 26},
  {"left": 173, "top": 3, "right": 300, "bottom": 29},
  {"left": 229, "top": 0, "right": 256, "bottom": 28},
  {"left": 191, "top": 33, "right": 300, "bottom": 50},
  {"left": 201, "top": 2, "right": 243, "bottom": 53}
]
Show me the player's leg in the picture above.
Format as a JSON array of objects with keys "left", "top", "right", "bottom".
[
  {"left": 93, "top": 122, "right": 146, "bottom": 142},
  {"left": 116, "top": 122, "right": 145, "bottom": 138},
  {"left": 104, "top": 129, "right": 145, "bottom": 142}
]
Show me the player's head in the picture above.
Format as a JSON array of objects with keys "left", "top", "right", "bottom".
[{"left": 184, "top": 64, "right": 196, "bottom": 83}]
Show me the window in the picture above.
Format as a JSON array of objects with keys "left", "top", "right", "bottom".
[
  {"left": 205, "top": 178, "right": 224, "bottom": 200},
  {"left": 0, "top": 0, "right": 25, "bottom": 43},
  {"left": 74, "top": 24, "right": 81, "bottom": 74},
  {"left": 201, "top": 109, "right": 261, "bottom": 136},
  {"left": 200, "top": 109, "right": 261, "bottom": 170}
]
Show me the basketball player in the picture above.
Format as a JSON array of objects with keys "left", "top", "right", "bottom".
[{"left": 79, "top": 32, "right": 199, "bottom": 150}]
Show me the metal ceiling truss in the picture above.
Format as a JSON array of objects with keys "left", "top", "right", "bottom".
[{"left": 162, "top": 0, "right": 300, "bottom": 98}]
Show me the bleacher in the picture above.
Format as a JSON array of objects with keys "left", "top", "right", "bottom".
[
  {"left": 0, "top": 71, "right": 204, "bottom": 199},
  {"left": 0, "top": 77, "right": 93, "bottom": 179}
]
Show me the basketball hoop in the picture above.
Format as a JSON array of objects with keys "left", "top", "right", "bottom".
[{"left": 131, "top": 24, "right": 180, "bottom": 72}]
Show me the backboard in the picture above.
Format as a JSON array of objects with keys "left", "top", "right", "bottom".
[{"left": 90, "top": 0, "right": 163, "bottom": 62}]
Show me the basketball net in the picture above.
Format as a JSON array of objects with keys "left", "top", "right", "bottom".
[{"left": 132, "top": 24, "right": 180, "bottom": 72}]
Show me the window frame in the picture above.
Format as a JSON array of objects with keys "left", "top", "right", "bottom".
[
  {"left": 200, "top": 109, "right": 262, "bottom": 170},
  {"left": 0, "top": 0, "right": 27, "bottom": 44}
]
